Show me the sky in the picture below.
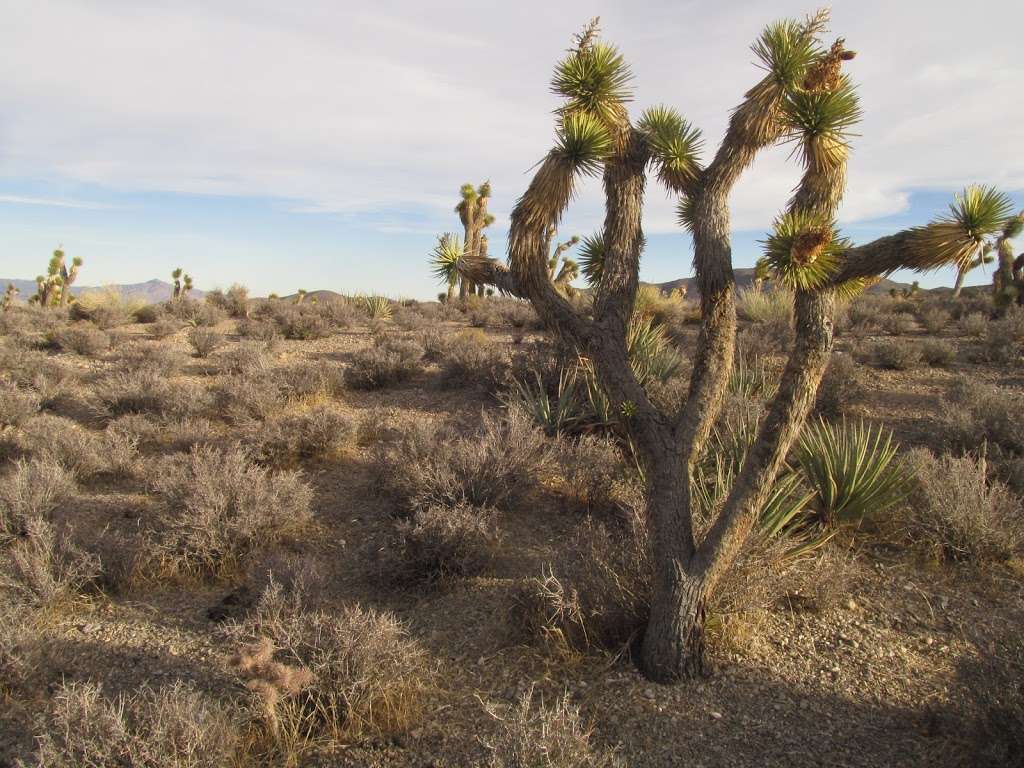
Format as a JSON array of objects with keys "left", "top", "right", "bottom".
[{"left": 0, "top": 0, "right": 1022, "bottom": 299}]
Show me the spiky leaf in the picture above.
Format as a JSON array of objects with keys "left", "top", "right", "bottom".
[
  {"left": 552, "top": 41, "right": 633, "bottom": 123},
  {"left": 577, "top": 234, "right": 606, "bottom": 286},
  {"left": 761, "top": 210, "right": 849, "bottom": 290},
  {"left": 638, "top": 105, "right": 704, "bottom": 189},
  {"left": 553, "top": 112, "right": 613, "bottom": 176}
]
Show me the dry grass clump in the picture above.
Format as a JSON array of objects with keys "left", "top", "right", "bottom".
[
  {"left": 736, "top": 286, "right": 792, "bottom": 325},
  {"left": 274, "top": 360, "right": 344, "bottom": 399},
  {"left": 0, "top": 458, "right": 75, "bottom": 536},
  {"left": 978, "top": 308, "right": 1024, "bottom": 364},
  {"left": 187, "top": 326, "right": 225, "bottom": 358},
  {"left": 17, "top": 414, "right": 107, "bottom": 479},
  {"left": 28, "top": 680, "right": 241, "bottom": 768},
  {"left": 904, "top": 448, "right": 1023, "bottom": 563},
  {"left": 70, "top": 287, "right": 141, "bottom": 329},
  {"left": 814, "top": 352, "right": 863, "bottom": 417},
  {"left": 212, "top": 372, "right": 286, "bottom": 425},
  {"left": 228, "top": 583, "right": 432, "bottom": 749},
  {"left": 345, "top": 336, "right": 424, "bottom": 390},
  {"left": 868, "top": 339, "right": 922, "bottom": 370},
  {"left": 94, "top": 369, "right": 206, "bottom": 418},
  {"left": 148, "top": 446, "right": 314, "bottom": 579},
  {"left": 237, "top": 316, "right": 281, "bottom": 342},
  {"left": 918, "top": 306, "right": 952, "bottom": 334},
  {"left": 391, "top": 502, "right": 499, "bottom": 581},
  {"left": 960, "top": 312, "right": 989, "bottom": 338},
  {"left": 482, "top": 687, "right": 615, "bottom": 768},
  {"left": 148, "top": 317, "right": 182, "bottom": 340},
  {"left": 1, "top": 516, "right": 100, "bottom": 607},
  {"left": 218, "top": 340, "right": 272, "bottom": 375},
  {"left": 438, "top": 329, "right": 511, "bottom": 393},
  {"left": 879, "top": 311, "right": 916, "bottom": 336},
  {"left": 945, "top": 379, "right": 1024, "bottom": 459},
  {"left": 381, "top": 410, "right": 550, "bottom": 512},
  {"left": 920, "top": 338, "right": 955, "bottom": 367},
  {"left": 0, "top": 596, "right": 36, "bottom": 697},
  {"left": 118, "top": 341, "right": 188, "bottom": 376},
  {"left": 163, "top": 297, "right": 227, "bottom": 327},
  {"left": 0, "top": 380, "right": 42, "bottom": 428},
  {"left": 205, "top": 284, "right": 251, "bottom": 318},
  {"left": 252, "top": 406, "right": 356, "bottom": 465},
  {"left": 557, "top": 434, "right": 633, "bottom": 517},
  {"left": 50, "top": 323, "right": 110, "bottom": 356}
]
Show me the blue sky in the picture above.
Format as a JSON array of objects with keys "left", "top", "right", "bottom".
[{"left": 1, "top": 0, "right": 1021, "bottom": 298}]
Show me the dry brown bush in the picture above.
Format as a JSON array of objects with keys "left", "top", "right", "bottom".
[
  {"left": 920, "top": 338, "right": 955, "bottom": 367},
  {"left": 391, "top": 502, "right": 499, "bottom": 581},
  {"left": 94, "top": 369, "right": 207, "bottom": 419},
  {"left": 186, "top": 326, "right": 225, "bottom": 358},
  {"left": 869, "top": 339, "right": 922, "bottom": 370},
  {"left": 814, "top": 352, "right": 863, "bottom": 418},
  {"left": 211, "top": 372, "right": 285, "bottom": 425},
  {"left": 918, "top": 307, "right": 951, "bottom": 334},
  {"left": 557, "top": 434, "right": 634, "bottom": 517},
  {"left": 274, "top": 359, "right": 344, "bottom": 399},
  {"left": 0, "top": 380, "right": 42, "bottom": 428},
  {"left": 905, "top": 448, "right": 1023, "bottom": 563},
  {"left": 482, "top": 686, "right": 616, "bottom": 768},
  {"left": 438, "top": 329, "right": 511, "bottom": 393},
  {"left": 381, "top": 409, "right": 550, "bottom": 513},
  {"left": 118, "top": 341, "right": 188, "bottom": 376},
  {"left": 251, "top": 405, "right": 356, "bottom": 465},
  {"left": 28, "top": 680, "right": 241, "bottom": 767},
  {"left": 226, "top": 583, "right": 432, "bottom": 750},
  {"left": 0, "top": 458, "right": 75, "bottom": 537},
  {"left": 1, "top": 516, "right": 100, "bottom": 607},
  {"left": 148, "top": 446, "right": 314, "bottom": 579},
  {"left": 50, "top": 324, "right": 110, "bottom": 357},
  {"left": 345, "top": 336, "right": 424, "bottom": 390}
]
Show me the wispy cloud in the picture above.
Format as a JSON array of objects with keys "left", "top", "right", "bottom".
[{"left": 0, "top": 194, "right": 119, "bottom": 210}]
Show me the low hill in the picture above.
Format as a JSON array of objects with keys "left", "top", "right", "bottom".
[{"left": 0, "top": 278, "right": 205, "bottom": 304}]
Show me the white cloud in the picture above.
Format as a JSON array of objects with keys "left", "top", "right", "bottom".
[
  {"left": 0, "top": 194, "right": 119, "bottom": 210},
  {"left": 0, "top": 0, "right": 1021, "bottom": 240}
]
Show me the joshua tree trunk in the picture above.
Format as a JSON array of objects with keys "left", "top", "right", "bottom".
[{"left": 952, "top": 267, "right": 966, "bottom": 298}]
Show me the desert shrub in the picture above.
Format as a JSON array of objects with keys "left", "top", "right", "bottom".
[
  {"left": 118, "top": 341, "right": 188, "bottom": 376},
  {"left": 1, "top": 517, "right": 100, "bottom": 607},
  {"left": 187, "top": 326, "right": 225, "bottom": 357},
  {"left": 468, "top": 305, "right": 500, "bottom": 328},
  {"left": 797, "top": 418, "right": 909, "bottom": 526},
  {"left": 438, "top": 329, "right": 511, "bottom": 393},
  {"left": 164, "top": 298, "right": 227, "bottom": 327},
  {"left": 345, "top": 337, "right": 424, "bottom": 390},
  {"left": 149, "top": 446, "right": 314, "bottom": 579},
  {"left": 95, "top": 369, "right": 205, "bottom": 418},
  {"left": 161, "top": 417, "right": 222, "bottom": 454},
  {"left": 0, "top": 597, "right": 35, "bottom": 697},
  {"left": 870, "top": 339, "right": 922, "bottom": 370},
  {"left": 416, "top": 327, "right": 448, "bottom": 360},
  {"left": 50, "top": 324, "right": 110, "bottom": 356},
  {"left": 211, "top": 373, "right": 285, "bottom": 425},
  {"left": 275, "top": 360, "right": 344, "bottom": 399},
  {"left": 205, "top": 283, "right": 250, "bottom": 318},
  {"left": 237, "top": 316, "right": 281, "bottom": 342},
  {"left": 148, "top": 317, "right": 182, "bottom": 340},
  {"left": 814, "top": 352, "right": 862, "bottom": 418},
  {"left": 29, "top": 680, "right": 240, "bottom": 768},
  {"left": 0, "top": 458, "right": 75, "bottom": 536},
  {"left": 71, "top": 287, "right": 141, "bottom": 329},
  {"left": 483, "top": 688, "right": 615, "bottom": 768},
  {"left": 501, "top": 302, "right": 537, "bottom": 329},
  {"left": 979, "top": 308, "right": 1024, "bottom": 364},
  {"left": 391, "top": 502, "right": 499, "bottom": 581},
  {"left": 132, "top": 302, "right": 162, "bottom": 324},
  {"left": 382, "top": 410, "right": 550, "bottom": 513},
  {"left": 918, "top": 307, "right": 951, "bottom": 334},
  {"left": 314, "top": 296, "right": 360, "bottom": 329},
  {"left": 879, "top": 311, "right": 916, "bottom": 336},
  {"left": 557, "top": 434, "right": 632, "bottom": 516},
  {"left": 945, "top": 380, "right": 1024, "bottom": 457},
  {"left": 736, "top": 286, "right": 792, "bottom": 325},
  {"left": 842, "top": 301, "right": 877, "bottom": 336},
  {"left": 0, "top": 381, "right": 42, "bottom": 427},
  {"left": 961, "top": 312, "right": 989, "bottom": 338},
  {"left": 920, "top": 338, "right": 955, "bottom": 367},
  {"left": 276, "top": 305, "right": 333, "bottom": 340},
  {"left": 251, "top": 406, "right": 356, "bottom": 465},
  {"left": 217, "top": 340, "right": 271, "bottom": 375},
  {"left": 17, "top": 414, "right": 106, "bottom": 480},
  {"left": 228, "top": 587, "right": 431, "bottom": 744},
  {"left": 392, "top": 306, "right": 428, "bottom": 332},
  {"left": 905, "top": 448, "right": 1023, "bottom": 563}
]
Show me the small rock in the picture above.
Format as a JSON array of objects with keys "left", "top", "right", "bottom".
[
  {"left": 710, "top": 711, "right": 722, "bottom": 720},
  {"left": 847, "top": 599, "right": 857, "bottom": 611},
  {"left": 642, "top": 688, "right": 656, "bottom": 700}
]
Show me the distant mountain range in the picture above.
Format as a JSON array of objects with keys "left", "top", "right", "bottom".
[
  {"left": 1, "top": 278, "right": 205, "bottom": 304},
  {"left": 645, "top": 268, "right": 915, "bottom": 296}
]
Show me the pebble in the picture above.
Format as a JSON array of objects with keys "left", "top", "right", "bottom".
[
  {"left": 642, "top": 688, "right": 656, "bottom": 700},
  {"left": 710, "top": 711, "right": 722, "bottom": 720}
]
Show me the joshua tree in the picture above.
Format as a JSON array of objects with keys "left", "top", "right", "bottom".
[
  {"left": 458, "top": 13, "right": 1011, "bottom": 681},
  {"left": 991, "top": 210, "right": 1024, "bottom": 310},
  {"left": 183, "top": 273, "right": 194, "bottom": 299},
  {"left": 171, "top": 268, "right": 195, "bottom": 301},
  {"left": 953, "top": 241, "right": 994, "bottom": 298},
  {"left": 430, "top": 232, "right": 464, "bottom": 302},
  {"left": 1, "top": 283, "right": 17, "bottom": 311},
  {"left": 455, "top": 181, "right": 495, "bottom": 300},
  {"left": 548, "top": 227, "right": 581, "bottom": 295},
  {"left": 295, "top": 289, "right": 308, "bottom": 305},
  {"left": 55, "top": 249, "right": 83, "bottom": 307}
]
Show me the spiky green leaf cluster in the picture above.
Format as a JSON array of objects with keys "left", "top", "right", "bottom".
[
  {"left": 751, "top": 19, "right": 821, "bottom": 89},
  {"left": 761, "top": 210, "right": 850, "bottom": 290},
  {"left": 627, "top": 315, "right": 681, "bottom": 386},
  {"left": 783, "top": 76, "right": 861, "bottom": 168},
  {"left": 553, "top": 112, "right": 613, "bottom": 175},
  {"left": 948, "top": 185, "right": 1015, "bottom": 243},
  {"left": 552, "top": 41, "right": 633, "bottom": 123},
  {"left": 797, "top": 417, "right": 909, "bottom": 525},
  {"left": 429, "top": 233, "right": 464, "bottom": 285},
  {"left": 638, "top": 105, "right": 703, "bottom": 188},
  {"left": 360, "top": 295, "right": 393, "bottom": 320},
  {"left": 577, "top": 234, "right": 606, "bottom": 286}
]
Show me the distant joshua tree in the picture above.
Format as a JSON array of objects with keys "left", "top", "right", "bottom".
[
  {"left": 547, "top": 228, "right": 581, "bottom": 295},
  {"left": 171, "top": 268, "right": 194, "bottom": 301},
  {"left": 1, "top": 283, "right": 17, "bottom": 311},
  {"left": 455, "top": 12, "right": 1012, "bottom": 681},
  {"left": 30, "top": 247, "right": 80, "bottom": 308}
]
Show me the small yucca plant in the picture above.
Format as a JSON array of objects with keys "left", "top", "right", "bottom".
[
  {"left": 797, "top": 417, "right": 909, "bottom": 526},
  {"left": 360, "top": 295, "right": 393, "bottom": 320},
  {"left": 504, "top": 368, "right": 584, "bottom": 437}
]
